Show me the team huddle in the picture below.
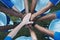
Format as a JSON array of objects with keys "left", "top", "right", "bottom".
[{"left": 0, "top": 0, "right": 60, "bottom": 40}]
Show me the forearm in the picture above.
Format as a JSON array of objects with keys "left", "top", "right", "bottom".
[
  {"left": 0, "top": 6, "right": 23, "bottom": 18},
  {"left": 24, "top": 0, "right": 29, "bottom": 13},
  {"left": 0, "top": 25, "right": 15, "bottom": 31},
  {"left": 28, "top": 25, "right": 37, "bottom": 40},
  {"left": 12, "top": 6, "right": 20, "bottom": 13},
  {"left": 37, "top": 13, "right": 56, "bottom": 21},
  {"left": 7, "top": 22, "right": 24, "bottom": 38},
  {"left": 34, "top": 2, "right": 53, "bottom": 17},
  {"left": 30, "top": 30, "right": 37, "bottom": 40},
  {"left": 30, "top": 0, "right": 37, "bottom": 13},
  {"left": 34, "top": 24, "right": 54, "bottom": 38}
]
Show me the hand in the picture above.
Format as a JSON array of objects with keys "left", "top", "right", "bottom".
[
  {"left": 22, "top": 13, "right": 33, "bottom": 25},
  {"left": 30, "top": 13, "right": 36, "bottom": 21}
]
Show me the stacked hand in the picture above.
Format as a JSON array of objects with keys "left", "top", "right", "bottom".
[
  {"left": 4, "top": 13, "right": 34, "bottom": 40},
  {"left": 30, "top": 13, "right": 37, "bottom": 21},
  {"left": 22, "top": 13, "right": 33, "bottom": 25}
]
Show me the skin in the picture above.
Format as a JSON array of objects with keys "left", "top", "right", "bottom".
[
  {"left": 24, "top": 0, "right": 29, "bottom": 13},
  {"left": 29, "top": 1, "right": 57, "bottom": 38},
  {"left": 34, "top": 24, "right": 54, "bottom": 38},
  {"left": 37, "top": 13, "right": 56, "bottom": 21},
  {"left": 1, "top": 1, "right": 56, "bottom": 39},
  {"left": 27, "top": 25, "right": 37, "bottom": 40},
  {"left": 30, "top": 1, "right": 56, "bottom": 38},
  {"left": 30, "top": 0, "right": 37, "bottom": 13},
  {"left": 24, "top": 1, "right": 38, "bottom": 40},
  {"left": 0, "top": 6, "right": 24, "bottom": 18},
  {"left": 5, "top": 13, "right": 32, "bottom": 38},
  {"left": 12, "top": 6, "right": 20, "bottom": 13},
  {"left": 30, "top": 1, "right": 54, "bottom": 21},
  {"left": 7, "top": 22, "right": 25, "bottom": 38},
  {"left": 29, "top": 28, "right": 37, "bottom": 40}
]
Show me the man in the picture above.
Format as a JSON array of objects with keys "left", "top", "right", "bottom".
[
  {"left": 30, "top": 0, "right": 50, "bottom": 16},
  {"left": 0, "top": 0, "right": 20, "bottom": 12},
  {"left": 30, "top": 0, "right": 60, "bottom": 20},
  {"left": 0, "top": 0, "right": 27, "bottom": 30},
  {"left": 32, "top": 23, "right": 60, "bottom": 40},
  {"left": 10, "top": 0, "right": 25, "bottom": 12},
  {"left": 4, "top": 13, "right": 37, "bottom": 40},
  {"left": 15, "top": 27, "right": 37, "bottom": 40},
  {"left": 30, "top": 0, "right": 60, "bottom": 40}
]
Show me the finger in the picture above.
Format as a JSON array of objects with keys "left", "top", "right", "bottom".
[{"left": 26, "top": 21, "right": 34, "bottom": 24}]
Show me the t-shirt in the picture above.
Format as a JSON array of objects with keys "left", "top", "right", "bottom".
[
  {"left": 11, "top": 0, "right": 25, "bottom": 12},
  {"left": 49, "top": 0, "right": 60, "bottom": 6},
  {"left": 4, "top": 36, "right": 12, "bottom": 40},
  {"left": 0, "top": 0, "right": 25, "bottom": 12},
  {"left": 49, "top": 10, "right": 60, "bottom": 40},
  {"left": 0, "top": 0, "right": 14, "bottom": 8},
  {"left": 0, "top": 12, "right": 7, "bottom": 26},
  {"left": 54, "top": 32, "right": 60, "bottom": 40},
  {"left": 15, "top": 36, "right": 32, "bottom": 40},
  {"left": 4, "top": 36, "right": 32, "bottom": 40},
  {"left": 0, "top": 12, "right": 11, "bottom": 26},
  {"left": 35, "top": 0, "right": 50, "bottom": 14}
]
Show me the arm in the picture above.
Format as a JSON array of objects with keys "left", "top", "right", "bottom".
[
  {"left": 4, "top": 13, "right": 32, "bottom": 40},
  {"left": 34, "top": 24, "right": 60, "bottom": 40},
  {"left": 0, "top": 25, "right": 16, "bottom": 31},
  {"left": 29, "top": 29, "right": 37, "bottom": 40},
  {"left": 24, "top": 0, "right": 29, "bottom": 13},
  {"left": 6, "top": 22, "right": 24, "bottom": 38},
  {"left": 0, "top": 0, "right": 20, "bottom": 12},
  {"left": 4, "top": 22, "right": 25, "bottom": 40},
  {"left": 34, "top": 24, "right": 54, "bottom": 38},
  {"left": 37, "top": 10, "right": 60, "bottom": 21},
  {"left": 31, "top": 1, "right": 54, "bottom": 20},
  {"left": 12, "top": 6, "right": 20, "bottom": 13},
  {"left": 0, "top": 6, "right": 23, "bottom": 18},
  {"left": 37, "top": 13, "right": 56, "bottom": 21},
  {"left": 28, "top": 25, "right": 37, "bottom": 40},
  {"left": 30, "top": 0, "right": 37, "bottom": 13}
]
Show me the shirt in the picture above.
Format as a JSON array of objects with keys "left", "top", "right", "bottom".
[
  {"left": 0, "top": 0, "right": 14, "bottom": 8},
  {"left": 54, "top": 32, "right": 60, "bottom": 40},
  {"left": 50, "top": 0, "right": 60, "bottom": 6},
  {"left": 11, "top": 0, "right": 25, "bottom": 12},
  {"left": 35, "top": 0, "right": 50, "bottom": 14}
]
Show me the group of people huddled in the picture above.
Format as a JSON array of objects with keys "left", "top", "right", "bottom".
[{"left": 0, "top": 0, "right": 60, "bottom": 40}]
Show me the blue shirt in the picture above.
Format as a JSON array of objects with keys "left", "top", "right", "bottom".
[
  {"left": 56, "top": 10, "right": 60, "bottom": 19},
  {"left": 4, "top": 36, "right": 12, "bottom": 40},
  {"left": 0, "top": 0, "right": 14, "bottom": 8},
  {"left": 35, "top": 0, "right": 50, "bottom": 14},
  {"left": 11, "top": 0, "right": 25, "bottom": 12},
  {"left": 49, "top": 0, "right": 60, "bottom": 6},
  {"left": 54, "top": 32, "right": 60, "bottom": 40}
]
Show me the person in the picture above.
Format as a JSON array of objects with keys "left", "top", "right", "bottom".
[
  {"left": 10, "top": 0, "right": 25, "bottom": 13},
  {"left": 30, "top": 0, "right": 50, "bottom": 16},
  {"left": 30, "top": 0, "right": 60, "bottom": 40},
  {"left": 4, "top": 13, "right": 34, "bottom": 40},
  {"left": 0, "top": 0, "right": 28, "bottom": 30},
  {"left": 30, "top": 0, "right": 60, "bottom": 20},
  {"left": 15, "top": 27, "right": 37, "bottom": 40},
  {"left": 0, "top": 0, "right": 20, "bottom": 12},
  {"left": 32, "top": 23, "right": 60, "bottom": 40},
  {"left": 0, "top": 0, "right": 26, "bottom": 18},
  {"left": 0, "top": 6, "right": 24, "bottom": 18}
]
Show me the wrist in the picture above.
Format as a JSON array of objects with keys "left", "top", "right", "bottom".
[
  {"left": 21, "top": 22, "right": 25, "bottom": 26},
  {"left": 32, "top": 21, "right": 36, "bottom": 27}
]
